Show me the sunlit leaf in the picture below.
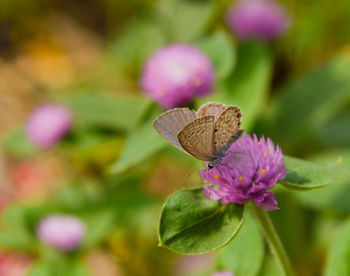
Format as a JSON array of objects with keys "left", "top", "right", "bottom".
[{"left": 159, "top": 188, "right": 244, "bottom": 254}]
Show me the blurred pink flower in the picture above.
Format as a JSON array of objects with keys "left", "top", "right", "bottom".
[
  {"left": 212, "top": 271, "right": 235, "bottom": 276},
  {"left": 199, "top": 134, "right": 286, "bottom": 211},
  {"left": 227, "top": 0, "right": 290, "bottom": 41},
  {"left": 26, "top": 103, "right": 72, "bottom": 149},
  {"left": 37, "top": 215, "right": 85, "bottom": 251},
  {"left": 141, "top": 44, "right": 215, "bottom": 109}
]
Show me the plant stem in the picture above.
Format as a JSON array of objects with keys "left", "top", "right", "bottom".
[{"left": 252, "top": 204, "right": 294, "bottom": 276}]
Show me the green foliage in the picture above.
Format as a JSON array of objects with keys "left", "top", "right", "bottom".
[
  {"left": 109, "top": 113, "right": 167, "bottom": 174},
  {"left": 262, "top": 55, "right": 350, "bottom": 151},
  {"left": 158, "top": 188, "right": 244, "bottom": 254},
  {"left": 28, "top": 260, "right": 89, "bottom": 276},
  {"left": 60, "top": 93, "right": 151, "bottom": 131},
  {"left": 280, "top": 156, "right": 341, "bottom": 190},
  {"left": 324, "top": 217, "right": 350, "bottom": 276},
  {"left": 291, "top": 150, "right": 350, "bottom": 211},
  {"left": 217, "top": 212, "right": 264, "bottom": 276},
  {"left": 196, "top": 30, "right": 236, "bottom": 80},
  {"left": 0, "top": 206, "right": 36, "bottom": 250},
  {"left": 109, "top": 19, "right": 167, "bottom": 75},
  {"left": 157, "top": 0, "right": 214, "bottom": 42},
  {"left": 201, "top": 41, "right": 272, "bottom": 132},
  {"left": 81, "top": 210, "right": 115, "bottom": 248},
  {"left": 3, "top": 126, "right": 37, "bottom": 157}
]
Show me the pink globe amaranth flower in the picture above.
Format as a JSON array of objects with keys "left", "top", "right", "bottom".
[
  {"left": 212, "top": 271, "right": 235, "bottom": 276},
  {"left": 37, "top": 215, "right": 85, "bottom": 251},
  {"left": 26, "top": 104, "right": 72, "bottom": 149},
  {"left": 199, "top": 134, "right": 286, "bottom": 211},
  {"left": 227, "top": 0, "right": 290, "bottom": 41},
  {"left": 141, "top": 44, "right": 215, "bottom": 109}
]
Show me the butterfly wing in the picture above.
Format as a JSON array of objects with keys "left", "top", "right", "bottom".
[
  {"left": 178, "top": 116, "right": 215, "bottom": 161},
  {"left": 197, "top": 102, "right": 228, "bottom": 120},
  {"left": 214, "top": 106, "right": 243, "bottom": 154},
  {"left": 153, "top": 108, "right": 197, "bottom": 153}
]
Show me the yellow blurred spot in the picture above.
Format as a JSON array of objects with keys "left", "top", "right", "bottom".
[
  {"left": 337, "top": 157, "right": 343, "bottom": 164},
  {"left": 261, "top": 168, "right": 266, "bottom": 176},
  {"left": 213, "top": 173, "right": 219, "bottom": 179},
  {"left": 238, "top": 176, "right": 243, "bottom": 182},
  {"left": 264, "top": 150, "right": 268, "bottom": 157}
]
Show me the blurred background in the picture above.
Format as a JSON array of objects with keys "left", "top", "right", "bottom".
[{"left": 0, "top": 0, "right": 350, "bottom": 275}]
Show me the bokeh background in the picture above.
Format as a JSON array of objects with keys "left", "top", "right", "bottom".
[{"left": 1, "top": 0, "right": 350, "bottom": 275}]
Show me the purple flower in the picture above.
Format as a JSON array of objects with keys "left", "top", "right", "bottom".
[
  {"left": 199, "top": 134, "right": 286, "bottom": 211},
  {"left": 226, "top": 0, "right": 290, "bottom": 41},
  {"left": 212, "top": 271, "right": 235, "bottom": 276},
  {"left": 37, "top": 215, "right": 85, "bottom": 251},
  {"left": 141, "top": 44, "right": 215, "bottom": 109},
  {"left": 26, "top": 104, "right": 72, "bottom": 149}
]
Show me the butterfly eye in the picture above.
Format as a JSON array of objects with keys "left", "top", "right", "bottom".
[{"left": 208, "top": 163, "right": 214, "bottom": 169}]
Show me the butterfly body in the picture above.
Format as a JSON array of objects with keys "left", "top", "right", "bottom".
[{"left": 153, "top": 102, "right": 244, "bottom": 167}]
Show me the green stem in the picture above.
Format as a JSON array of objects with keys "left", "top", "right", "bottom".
[{"left": 252, "top": 204, "right": 294, "bottom": 276}]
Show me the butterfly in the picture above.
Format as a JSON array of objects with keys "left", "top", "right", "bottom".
[{"left": 153, "top": 102, "right": 244, "bottom": 169}]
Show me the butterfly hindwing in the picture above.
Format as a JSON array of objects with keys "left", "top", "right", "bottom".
[
  {"left": 153, "top": 108, "right": 197, "bottom": 154},
  {"left": 197, "top": 102, "right": 228, "bottom": 120},
  {"left": 214, "top": 106, "right": 243, "bottom": 154},
  {"left": 178, "top": 116, "right": 215, "bottom": 161}
]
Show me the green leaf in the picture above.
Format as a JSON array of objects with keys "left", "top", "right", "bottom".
[
  {"left": 158, "top": 0, "right": 214, "bottom": 42},
  {"left": 0, "top": 206, "right": 35, "bottom": 250},
  {"left": 3, "top": 126, "right": 37, "bottom": 157},
  {"left": 28, "top": 260, "right": 89, "bottom": 276},
  {"left": 199, "top": 41, "right": 272, "bottom": 132},
  {"left": 196, "top": 30, "right": 236, "bottom": 80},
  {"left": 262, "top": 56, "right": 350, "bottom": 146},
  {"left": 109, "top": 19, "right": 166, "bottom": 74},
  {"left": 291, "top": 150, "right": 350, "bottom": 211},
  {"left": 27, "top": 262, "right": 53, "bottom": 276},
  {"left": 109, "top": 117, "right": 167, "bottom": 174},
  {"left": 217, "top": 212, "right": 264, "bottom": 276},
  {"left": 82, "top": 210, "right": 114, "bottom": 248},
  {"left": 59, "top": 93, "right": 150, "bottom": 131},
  {"left": 324, "top": 217, "right": 350, "bottom": 276},
  {"left": 158, "top": 188, "right": 244, "bottom": 255},
  {"left": 258, "top": 253, "right": 281, "bottom": 276},
  {"left": 279, "top": 156, "right": 341, "bottom": 190}
]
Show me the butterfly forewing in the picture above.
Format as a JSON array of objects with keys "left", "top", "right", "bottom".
[
  {"left": 153, "top": 108, "right": 197, "bottom": 153},
  {"left": 197, "top": 102, "right": 228, "bottom": 120},
  {"left": 213, "top": 106, "right": 243, "bottom": 154},
  {"left": 178, "top": 116, "right": 215, "bottom": 161}
]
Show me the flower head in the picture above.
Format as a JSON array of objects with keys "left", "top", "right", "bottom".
[
  {"left": 212, "top": 271, "right": 235, "bottom": 276},
  {"left": 199, "top": 134, "right": 286, "bottom": 211},
  {"left": 26, "top": 104, "right": 72, "bottom": 149},
  {"left": 226, "top": 0, "right": 290, "bottom": 41},
  {"left": 141, "top": 44, "right": 215, "bottom": 109},
  {"left": 37, "top": 215, "right": 85, "bottom": 251}
]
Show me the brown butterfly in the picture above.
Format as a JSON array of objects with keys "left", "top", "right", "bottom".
[{"left": 153, "top": 102, "right": 243, "bottom": 168}]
